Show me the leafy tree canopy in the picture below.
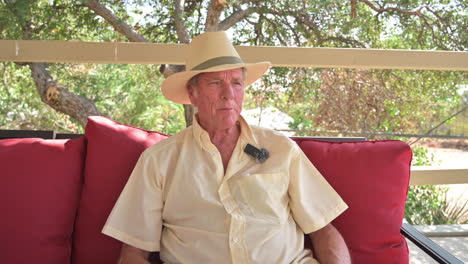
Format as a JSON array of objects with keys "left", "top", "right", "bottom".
[{"left": 0, "top": 0, "right": 466, "bottom": 136}]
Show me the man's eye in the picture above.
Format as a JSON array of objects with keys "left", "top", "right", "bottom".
[
  {"left": 233, "top": 82, "right": 242, "bottom": 86},
  {"left": 209, "top": 81, "right": 220, "bottom": 85}
]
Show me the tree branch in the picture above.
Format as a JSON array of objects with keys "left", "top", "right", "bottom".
[
  {"left": 174, "top": 0, "right": 190, "bottom": 43},
  {"left": 351, "top": 0, "right": 357, "bottom": 18},
  {"left": 33, "top": 4, "right": 67, "bottom": 34},
  {"left": 169, "top": 0, "right": 191, "bottom": 126},
  {"left": 262, "top": 16, "right": 289, "bottom": 46},
  {"left": 85, "top": 0, "right": 148, "bottom": 42},
  {"left": 205, "top": 0, "right": 227, "bottom": 31},
  {"left": 29, "top": 63, "right": 100, "bottom": 127},
  {"left": 269, "top": 6, "right": 364, "bottom": 48},
  {"left": 318, "top": 36, "right": 366, "bottom": 48},
  {"left": 13, "top": 5, "right": 102, "bottom": 128},
  {"left": 279, "top": 16, "right": 302, "bottom": 45},
  {"left": 218, "top": 7, "right": 252, "bottom": 31},
  {"left": 86, "top": 0, "right": 195, "bottom": 125},
  {"left": 359, "top": 0, "right": 428, "bottom": 18},
  {"left": 264, "top": 8, "right": 320, "bottom": 33},
  {"left": 359, "top": 0, "right": 459, "bottom": 50}
]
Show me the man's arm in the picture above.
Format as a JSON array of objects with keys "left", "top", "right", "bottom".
[
  {"left": 309, "top": 223, "right": 351, "bottom": 264},
  {"left": 118, "top": 244, "right": 151, "bottom": 264}
]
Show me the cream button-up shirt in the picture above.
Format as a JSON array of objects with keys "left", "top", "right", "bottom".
[{"left": 102, "top": 116, "right": 348, "bottom": 264}]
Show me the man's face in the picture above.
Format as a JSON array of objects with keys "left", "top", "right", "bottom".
[{"left": 188, "top": 68, "right": 244, "bottom": 131}]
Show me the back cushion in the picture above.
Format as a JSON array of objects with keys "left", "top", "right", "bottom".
[
  {"left": 294, "top": 139, "right": 411, "bottom": 263},
  {"left": 0, "top": 137, "right": 85, "bottom": 264},
  {"left": 72, "top": 116, "right": 168, "bottom": 264}
]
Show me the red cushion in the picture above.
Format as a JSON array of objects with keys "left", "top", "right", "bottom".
[
  {"left": 293, "top": 139, "right": 411, "bottom": 263},
  {"left": 0, "top": 137, "right": 85, "bottom": 264},
  {"left": 72, "top": 116, "right": 168, "bottom": 264}
]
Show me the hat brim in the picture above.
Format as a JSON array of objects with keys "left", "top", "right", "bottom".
[{"left": 161, "top": 62, "right": 271, "bottom": 104}]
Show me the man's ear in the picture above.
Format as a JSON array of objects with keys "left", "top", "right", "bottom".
[{"left": 187, "top": 84, "right": 198, "bottom": 105}]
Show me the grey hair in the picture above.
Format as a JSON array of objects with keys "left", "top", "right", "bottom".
[{"left": 187, "top": 74, "right": 201, "bottom": 90}]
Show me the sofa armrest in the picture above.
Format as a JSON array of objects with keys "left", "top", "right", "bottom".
[{"left": 401, "top": 222, "right": 463, "bottom": 264}]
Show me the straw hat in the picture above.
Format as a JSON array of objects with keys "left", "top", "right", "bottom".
[{"left": 161, "top": 31, "right": 271, "bottom": 104}]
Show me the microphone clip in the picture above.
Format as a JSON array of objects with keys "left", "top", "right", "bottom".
[{"left": 244, "top": 143, "right": 269, "bottom": 163}]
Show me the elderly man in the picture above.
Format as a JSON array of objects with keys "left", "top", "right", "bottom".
[{"left": 102, "top": 31, "right": 350, "bottom": 264}]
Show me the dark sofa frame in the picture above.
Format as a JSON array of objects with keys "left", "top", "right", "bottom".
[{"left": 1, "top": 129, "right": 463, "bottom": 264}]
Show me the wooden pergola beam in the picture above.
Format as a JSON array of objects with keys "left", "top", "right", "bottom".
[{"left": 1, "top": 40, "right": 467, "bottom": 71}]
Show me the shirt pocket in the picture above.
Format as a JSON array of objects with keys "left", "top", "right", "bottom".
[{"left": 237, "top": 173, "right": 288, "bottom": 224}]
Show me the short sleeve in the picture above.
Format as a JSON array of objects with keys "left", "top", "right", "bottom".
[
  {"left": 288, "top": 146, "right": 348, "bottom": 234},
  {"left": 102, "top": 150, "right": 163, "bottom": 252}
]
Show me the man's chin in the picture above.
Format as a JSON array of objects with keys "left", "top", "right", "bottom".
[{"left": 216, "top": 115, "right": 240, "bottom": 130}]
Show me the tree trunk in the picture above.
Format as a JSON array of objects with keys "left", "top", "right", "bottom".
[
  {"left": 29, "top": 63, "right": 100, "bottom": 128},
  {"left": 183, "top": 104, "right": 195, "bottom": 127},
  {"left": 159, "top": 64, "right": 195, "bottom": 127}
]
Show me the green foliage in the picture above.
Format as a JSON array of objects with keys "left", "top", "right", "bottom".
[
  {"left": 244, "top": 67, "right": 464, "bottom": 137},
  {"left": 440, "top": 197, "right": 468, "bottom": 224},
  {"left": 96, "top": 64, "right": 184, "bottom": 135},
  {"left": 411, "top": 145, "right": 435, "bottom": 166},
  {"left": 1, "top": 0, "right": 119, "bottom": 41},
  {"left": 405, "top": 185, "right": 451, "bottom": 225},
  {"left": 0, "top": 62, "right": 79, "bottom": 132},
  {"left": 405, "top": 146, "right": 467, "bottom": 225},
  {"left": 406, "top": 183, "right": 468, "bottom": 225},
  {"left": 53, "top": 63, "right": 185, "bottom": 134},
  {"left": 230, "top": 0, "right": 466, "bottom": 136},
  {"left": 0, "top": 0, "right": 185, "bottom": 134},
  {"left": 405, "top": 146, "right": 442, "bottom": 225},
  {"left": 0, "top": 62, "right": 184, "bottom": 134},
  {"left": 0, "top": 0, "right": 466, "bottom": 137}
]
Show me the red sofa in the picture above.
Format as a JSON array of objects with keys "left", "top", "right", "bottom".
[{"left": 0, "top": 116, "right": 419, "bottom": 263}]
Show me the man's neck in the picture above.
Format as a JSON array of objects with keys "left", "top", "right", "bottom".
[
  {"left": 196, "top": 115, "right": 241, "bottom": 145},
  {"left": 196, "top": 115, "right": 241, "bottom": 172},
  {"left": 208, "top": 125, "right": 240, "bottom": 146}
]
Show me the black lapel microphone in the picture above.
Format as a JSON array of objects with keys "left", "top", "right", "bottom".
[{"left": 244, "top": 144, "right": 269, "bottom": 163}]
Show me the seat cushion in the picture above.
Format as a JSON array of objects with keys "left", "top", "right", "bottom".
[
  {"left": 0, "top": 137, "right": 85, "bottom": 264},
  {"left": 72, "top": 116, "right": 168, "bottom": 264},
  {"left": 293, "top": 139, "right": 411, "bottom": 263}
]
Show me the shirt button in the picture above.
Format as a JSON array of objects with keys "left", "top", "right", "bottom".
[{"left": 231, "top": 237, "right": 238, "bottom": 243}]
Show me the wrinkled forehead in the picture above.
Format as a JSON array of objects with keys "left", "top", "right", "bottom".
[{"left": 198, "top": 68, "right": 244, "bottom": 80}]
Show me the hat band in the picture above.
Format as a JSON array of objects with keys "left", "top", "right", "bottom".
[{"left": 191, "top": 56, "right": 243, "bottom": 71}]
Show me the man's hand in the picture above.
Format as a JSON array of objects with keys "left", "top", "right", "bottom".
[
  {"left": 309, "top": 223, "right": 351, "bottom": 264},
  {"left": 118, "top": 244, "right": 151, "bottom": 264}
]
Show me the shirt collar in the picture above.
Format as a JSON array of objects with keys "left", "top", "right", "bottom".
[
  {"left": 192, "top": 115, "right": 216, "bottom": 153},
  {"left": 237, "top": 115, "right": 258, "bottom": 146},
  {"left": 236, "top": 115, "right": 259, "bottom": 162}
]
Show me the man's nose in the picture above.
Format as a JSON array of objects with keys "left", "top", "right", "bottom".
[{"left": 220, "top": 82, "right": 235, "bottom": 99}]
